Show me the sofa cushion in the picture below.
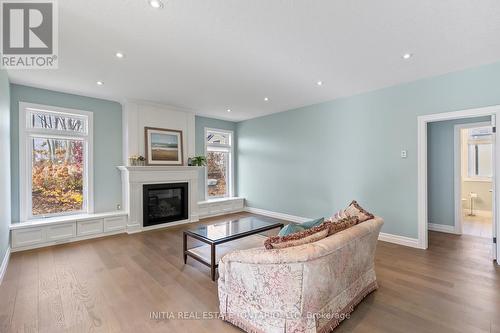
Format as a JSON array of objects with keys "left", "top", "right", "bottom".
[
  {"left": 264, "top": 221, "right": 331, "bottom": 249},
  {"left": 344, "top": 200, "right": 374, "bottom": 223},
  {"left": 278, "top": 223, "right": 306, "bottom": 236}
]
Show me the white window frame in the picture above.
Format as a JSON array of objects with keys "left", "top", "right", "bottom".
[
  {"left": 19, "top": 102, "right": 94, "bottom": 221},
  {"left": 204, "top": 127, "right": 234, "bottom": 199},
  {"left": 462, "top": 126, "right": 493, "bottom": 182}
]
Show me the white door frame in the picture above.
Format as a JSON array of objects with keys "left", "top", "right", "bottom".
[
  {"left": 418, "top": 105, "right": 500, "bottom": 263},
  {"left": 453, "top": 121, "right": 492, "bottom": 235}
]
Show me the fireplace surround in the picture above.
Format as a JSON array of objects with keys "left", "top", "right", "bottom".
[{"left": 118, "top": 166, "right": 199, "bottom": 232}]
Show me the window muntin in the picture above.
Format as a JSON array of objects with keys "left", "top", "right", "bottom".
[
  {"left": 205, "top": 129, "right": 233, "bottom": 199},
  {"left": 28, "top": 109, "right": 88, "bottom": 133},
  {"left": 206, "top": 130, "right": 231, "bottom": 145},
  {"left": 20, "top": 103, "right": 92, "bottom": 220}
]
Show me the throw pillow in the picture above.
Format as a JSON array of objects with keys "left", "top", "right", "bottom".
[
  {"left": 328, "top": 216, "right": 359, "bottom": 236},
  {"left": 301, "top": 217, "right": 325, "bottom": 229},
  {"left": 331, "top": 209, "right": 349, "bottom": 222},
  {"left": 278, "top": 223, "right": 306, "bottom": 236},
  {"left": 344, "top": 200, "right": 374, "bottom": 223},
  {"left": 264, "top": 221, "right": 331, "bottom": 250}
]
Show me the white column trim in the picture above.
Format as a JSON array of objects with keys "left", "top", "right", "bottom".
[{"left": 0, "top": 247, "right": 11, "bottom": 285}]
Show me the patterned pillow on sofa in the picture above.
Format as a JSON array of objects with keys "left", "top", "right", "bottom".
[
  {"left": 264, "top": 221, "right": 331, "bottom": 250},
  {"left": 344, "top": 200, "right": 374, "bottom": 223},
  {"left": 326, "top": 216, "right": 359, "bottom": 235},
  {"left": 331, "top": 209, "right": 349, "bottom": 222}
]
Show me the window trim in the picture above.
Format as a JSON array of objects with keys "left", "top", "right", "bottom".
[
  {"left": 204, "top": 127, "right": 234, "bottom": 199},
  {"left": 19, "top": 102, "right": 94, "bottom": 222}
]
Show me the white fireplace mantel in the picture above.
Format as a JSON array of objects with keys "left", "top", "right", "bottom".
[{"left": 118, "top": 166, "right": 200, "bottom": 232}]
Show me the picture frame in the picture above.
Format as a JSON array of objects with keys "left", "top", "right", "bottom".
[{"left": 144, "top": 127, "right": 184, "bottom": 165}]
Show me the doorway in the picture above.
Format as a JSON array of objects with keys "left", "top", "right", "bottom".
[
  {"left": 418, "top": 105, "right": 500, "bottom": 263},
  {"left": 455, "top": 122, "right": 493, "bottom": 239}
]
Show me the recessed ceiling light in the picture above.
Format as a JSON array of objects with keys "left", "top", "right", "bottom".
[
  {"left": 96, "top": 81, "right": 104, "bottom": 86},
  {"left": 316, "top": 81, "right": 323, "bottom": 86},
  {"left": 115, "top": 52, "right": 124, "bottom": 58},
  {"left": 402, "top": 53, "right": 412, "bottom": 60},
  {"left": 264, "top": 97, "right": 269, "bottom": 101},
  {"left": 227, "top": 109, "right": 231, "bottom": 113},
  {"left": 148, "top": 0, "right": 164, "bottom": 9}
]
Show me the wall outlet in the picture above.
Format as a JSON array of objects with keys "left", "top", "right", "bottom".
[{"left": 401, "top": 150, "right": 407, "bottom": 158}]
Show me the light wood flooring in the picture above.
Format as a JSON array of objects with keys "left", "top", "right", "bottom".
[
  {"left": 0, "top": 212, "right": 499, "bottom": 333},
  {"left": 462, "top": 214, "right": 493, "bottom": 238}
]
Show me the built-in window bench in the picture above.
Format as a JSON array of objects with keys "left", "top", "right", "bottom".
[
  {"left": 10, "top": 211, "right": 127, "bottom": 252},
  {"left": 198, "top": 197, "right": 245, "bottom": 218},
  {"left": 10, "top": 198, "right": 245, "bottom": 252}
]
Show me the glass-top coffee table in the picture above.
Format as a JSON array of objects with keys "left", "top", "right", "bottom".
[{"left": 183, "top": 216, "right": 284, "bottom": 280}]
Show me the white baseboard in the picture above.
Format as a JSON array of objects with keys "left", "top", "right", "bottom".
[
  {"left": 246, "top": 207, "right": 422, "bottom": 249},
  {"left": 428, "top": 223, "right": 460, "bottom": 234},
  {"left": 377, "top": 232, "right": 420, "bottom": 248},
  {"left": 0, "top": 247, "right": 11, "bottom": 285},
  {"left": 244, "top": 207, "right": 311, "bottom": 223}
]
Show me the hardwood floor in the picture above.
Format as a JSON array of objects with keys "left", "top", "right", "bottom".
[
  {"left": 1, "top": 212, "right": 499, "bottom": 332},
  {"left": 462, "top": 214, "right": 493, "bottom": 238}
]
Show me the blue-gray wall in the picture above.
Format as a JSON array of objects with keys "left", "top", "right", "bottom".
[
  {"left": 427, "top": 116, "right": 491, "bottom": 227},
  {"left": 0, "top": 70, "right": 10, "bottom": 262},
  {"left": 237, "top": 61, "right": 500, "bottom": 238},
  {"left": 195, "top": 115, "right": 237, "bottom": 201},
  {"left": 10, "top": 84, "right": 123, "bottom": 222}
]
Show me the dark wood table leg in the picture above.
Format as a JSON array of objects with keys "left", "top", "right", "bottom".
[
  {"left": 211, "top": 243, "right": 216, "bottom": 281},
  {"left": 183, "top": 232, "right": 187, "bottom": 264}
]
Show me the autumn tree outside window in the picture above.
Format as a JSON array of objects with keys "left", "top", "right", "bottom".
[
  {"left": 205, "top": 128, "right": 233, "bottom": 199},
  {"left": 19, "top": 103, "right": 93, "bottom": 221}
]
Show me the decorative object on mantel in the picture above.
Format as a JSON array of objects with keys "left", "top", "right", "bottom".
[
  {"left": 188, "top": 155, "right": 207, "bottom": 166},
  {"left": 145, "top": 127, "right": 184, "bottom": 165},
  {"left": 128, "top": 155, "right": 145, "bottom": 166}
]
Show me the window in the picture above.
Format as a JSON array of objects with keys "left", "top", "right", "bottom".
[
  {"left": 465, "top": 126, "right": 493, "bottom": 180},
  {"left": 19, "top": 103, "right": 93, "bottom": 220},
  {"left": 205, "top": 128, "right": 233, "bottom": 198}
]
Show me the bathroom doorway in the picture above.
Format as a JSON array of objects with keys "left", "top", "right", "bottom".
[{"left": 456, "top": 122, "right": 494, "bottom": 239}]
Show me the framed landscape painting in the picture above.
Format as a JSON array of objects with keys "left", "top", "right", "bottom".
[{"left": 145, "top": 127, "right": 184, "bottom": 165}]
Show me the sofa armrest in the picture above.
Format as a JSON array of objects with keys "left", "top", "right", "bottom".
[{"left": 218, "top": 258, "right": 306, "bottom": 329}]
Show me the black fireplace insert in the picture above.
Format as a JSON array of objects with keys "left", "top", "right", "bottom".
[{"left": 143, "top": 183, "right": 188, "bottom": 227}]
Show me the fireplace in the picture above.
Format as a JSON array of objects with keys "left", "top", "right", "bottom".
[{"left": 143, "top": 183, "right": 189, "bottom": 227}]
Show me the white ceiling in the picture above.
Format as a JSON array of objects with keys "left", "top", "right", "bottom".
[{"left": 7, "top": 0, "right": 500, "bottom": 121}]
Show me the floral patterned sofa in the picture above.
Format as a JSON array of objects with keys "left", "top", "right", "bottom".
[{"left": 218, "top": 217, "right": 383, "bottom": 333}]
